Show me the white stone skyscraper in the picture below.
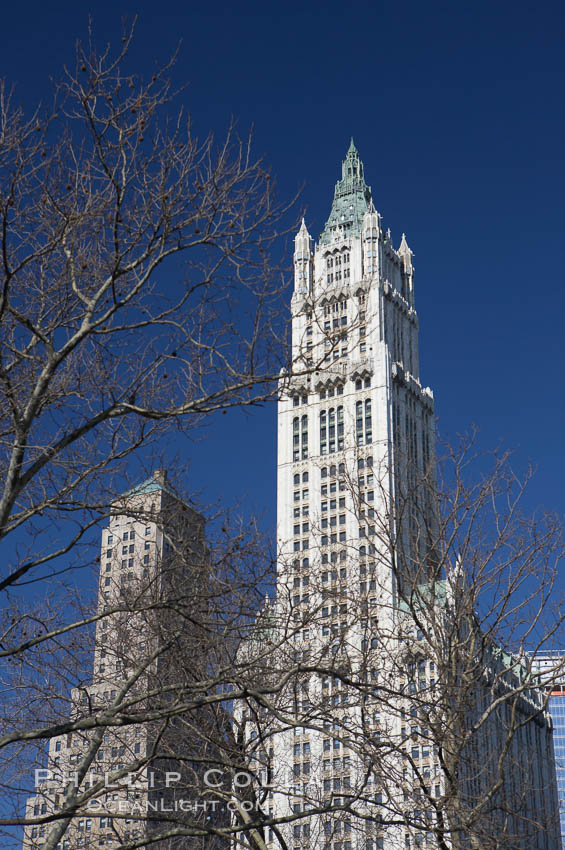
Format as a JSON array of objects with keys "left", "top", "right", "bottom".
[
  {"left": 268, "top": 138, "right": 437, "bottom": 850},
  {"left": 253, "top": 142, "right": 561, "bottom": 850},
  {"left": 280, "top": 138, "right": 435, "bottom": 618}
]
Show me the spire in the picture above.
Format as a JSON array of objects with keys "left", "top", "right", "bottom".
[
  {"left": 398, "top": 232, "right": 414, "bottom": 273},
  {"left": 320, "top": 140, "right": 372, "bottom": 244},
  {"left": 398, "top": 232, "right": 412, "bottom": 256},
  {"left": 294, "top": 217, "right": 313, "bottom": 296},
  {"left": 294, "top": 217, "right": 312, "bottom": 252},
  {"left": 362, "top": 199, "right": 379, "bottom": 231}
]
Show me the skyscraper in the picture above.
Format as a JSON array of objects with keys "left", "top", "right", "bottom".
[
  {"left": 22, "top": 471, "right": 211, "bottom": 850},
  {"left": 250, "top": 142, "right": 561, "bottom": 850}
]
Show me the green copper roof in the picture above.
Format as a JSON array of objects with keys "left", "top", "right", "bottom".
[
  {"left": 320, "top": 139, "right": 372, "bottom": 245},
  {"left": 120, "top": 470, "right": 174, "bottom": 499}
]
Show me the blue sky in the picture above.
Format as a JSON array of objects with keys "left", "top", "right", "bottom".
[{"left": 2, "top": 0, "right": 564, "bottom": 531}]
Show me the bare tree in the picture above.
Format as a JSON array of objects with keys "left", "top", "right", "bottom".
[
  {"left": 0, "top": 22, "right": 300, "bottom": 850},
  {"left": 236, "top": 435, "right": 564, "bottom": 850},
  {"left": 0, "top": 23, "right": 295, "bottom": 592}
]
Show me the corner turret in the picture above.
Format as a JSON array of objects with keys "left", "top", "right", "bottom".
[
  {"left": 293, "top": 218, "right": 313, "bottom": 297},
  {"left": 398, "top": 232, "right": 415, "bottom": 305},
  {"left": 362, "top": 199, "right": 381, "bottom": 277}
]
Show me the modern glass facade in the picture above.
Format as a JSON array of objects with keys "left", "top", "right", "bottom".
[
  {"left": 549, "top": 690, "right": 565, "bottom": 842},
  {"left": 533, "top": 652, "right": 565, "bottom": 846}
]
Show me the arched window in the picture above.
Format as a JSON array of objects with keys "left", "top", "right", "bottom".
[
  {"left": 330, "top": 464, "right": 337, "bottom": 478},
  {"left": 365, "top": 400, "right": 372, "bottom": 445},
  {"left": 321, "top": 466, "right": 328, "bottom": 479},
  {"left": 301, "top": 414, "right": 308, "bottom": 459},
  {"left": 293, "top": 417, "right": 300, "bottom": 462},
  {"left": 337, "top": 406, "right": 344, "bottom": 451},
  {"left": 328, "top": 408, "right": 335, "bottom": 454},
  {"left": 356, "top": 401, "right": 363, "bottom": 446}
]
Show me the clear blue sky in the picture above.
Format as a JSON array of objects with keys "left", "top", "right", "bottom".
[{"left": 2, "top": 0, "right": 563, "bottom": 530}]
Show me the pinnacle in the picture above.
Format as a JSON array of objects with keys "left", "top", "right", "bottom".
[{"left": 398, "top": 232, "right": 413, "bottom": 254}]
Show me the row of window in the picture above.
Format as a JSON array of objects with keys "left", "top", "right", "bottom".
[
  {"left": 325, "top": 252, "right": 350, "bottom": 268},
  {"left": 323, "top": 300, "right": 348, "bottom": 316},
  {"left": 106, "top": 526, "right": 151, "bottom": 546},
  {"left": 326, "top": 269, "right": 351, "bottom": 283},
  {"left": 320, "top": 407, "right": 344, "bottom": 455},
  {"left": 291, "top": 375, "right": 371, "bottom": 407},
  {"left": 321, "top": 532, "right": 347, "bottom": 546},
  {"left": 293, "top": 403, "right": 373, "bottom": 462}
]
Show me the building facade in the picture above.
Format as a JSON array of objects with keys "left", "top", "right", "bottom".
[
  {"left": 250, "top": 142, "right": 561, "bottom": 850},
  {"left": 22, "top": 470, "right": 211, "bottom": 850},
  {"left": 532, "top": 653, "right": 565, "bottom": 844}
]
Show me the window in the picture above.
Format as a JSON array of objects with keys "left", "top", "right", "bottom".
[
  {"left": 320, "top": 410, "right": 327, "bottom": 455},
  {"left": 107, "top": 535, "right": 113, "bottom": 544},
  {"left": 294, "top": 473, "right": 300, "bottom": 485},
  {"left": 293, "top": 417, "right": 300, "bottom": 461},
  {"left": 123, "top": 531, "right": 129, "bottom": 541},
  {"left": 356, "top": 398, "right": 372, "bottom": 445},
  {"left": 356, "top": 401, "right": 363, "bottom": 445},
  {"left": 144, "top": 541, "right": 150, "bottom": 550},
  {"left": 301, "top": 414, "right": 308, "bottom": 459},
  {"left": 337, "top": 406, "right": 344, "bottom": 450}
]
